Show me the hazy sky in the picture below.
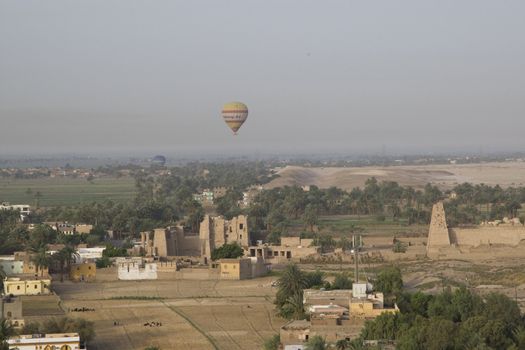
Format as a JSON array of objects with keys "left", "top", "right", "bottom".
[{"left": 1, "top": 1, "right": 524, "bottom": 155}]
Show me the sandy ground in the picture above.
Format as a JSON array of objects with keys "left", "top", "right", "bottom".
[
  {"left": 266, "top": 161, "right": 525, "bottom": 190},
  {"left": 52, "top": 276, "right": 284, "bottom": 350}
]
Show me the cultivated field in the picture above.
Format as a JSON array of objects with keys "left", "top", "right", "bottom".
[
  {"left": 267, "top": 161, "right": 525, "bottom": 190},
  {"left": 53, "top": 276, "right": 284, "bottom": 350},
  {"left": 0, "top": 177, "right": 136, "bottom": 206}
]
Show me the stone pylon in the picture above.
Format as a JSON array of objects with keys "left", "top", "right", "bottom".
[{"left": 427, "top": 202, "right": 451, "bottom": 255}]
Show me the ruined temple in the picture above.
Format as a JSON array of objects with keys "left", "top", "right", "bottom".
[
  {"left": 199, "top": 215, "right": 250, "bottom": 259},
  {"left": 427, "top": 201, "right": 525, "bottom": 259},
  {"left": 140, "top": 226, "right": 201, "bottom": 258}
]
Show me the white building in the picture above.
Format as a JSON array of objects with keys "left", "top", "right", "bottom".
[
  {"left": 75, "top": 247, "right": 105, "bottom": 263},
  {"left": 8, "top": 333, "right": 83, "bottom": 350},
  {"left": 117, "top": 257, "right": 157, "bottom": 280},
  {"left": 0, "top": 203, "right": 31, "bottom": 221}
]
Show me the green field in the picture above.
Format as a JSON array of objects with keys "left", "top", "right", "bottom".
[{"left": 0, "top": 177, "right": 137, "bottom": 207}]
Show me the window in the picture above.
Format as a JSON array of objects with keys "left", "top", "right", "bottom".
[
  {"left": 7, "top": 312, "right": 11, "bottom": 317},
  {"left": 229, "top": 227, "right": 232, "bottom": 233},
  {"left": 34, "top": 285, "right": 38, "bottom": 289},
  {"left": 88, "top": 266, "right": 91, "bottom": 270},
  {"left": 240, "top": 234, "right": 242, "bottom": 239},
  {"left": 17, "top": 286, "right": 20, "bottom": 290},
  {"left": 239, "top": 223, "right": 244, "bottom": 230}
]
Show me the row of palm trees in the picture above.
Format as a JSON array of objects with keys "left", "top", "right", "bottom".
[{"left": 30, "top": 245, "right": 79, "bottom": 282}]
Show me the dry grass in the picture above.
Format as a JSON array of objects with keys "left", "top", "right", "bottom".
[{"left": 52, "top": 277, "right": 284, "bottom": 350}]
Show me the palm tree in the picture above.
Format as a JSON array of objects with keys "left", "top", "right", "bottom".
[
  {"left": 336, "top": 339, "right": 350, "bottom": 350},
  {"left": 0, "top": 318, "right": 15, "bottom": 350},
  {"left": 276, "top": 264, "right": 308, "bottom": 319},
  {"left": 55, "top": 246, "right": 79, "bottom": 282},
  {"left": 31, "top": 247, "right": 51, "bottom": 277},
  {"left": 305, "top": 335, "right": 326, "bottom": 350}
]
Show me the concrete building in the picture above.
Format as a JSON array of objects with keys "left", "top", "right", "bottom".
[
  {"left": 3, "top": 277, "right": 51, "bottom": 296},
  {"left": 0, "top": 257, "right": 24, "bottom": 276},
  {"left": 200, "top": 215, "right": 251, "bottom": 260},
  {"left": 246, "top": 237, "right": 320, "bottom": 262},
  {"left": 349, "top": 283, "right": 399, "bottom": 318},
  {"left": 45, "top": 222, "right": 93, "bottom": 235},
  {"left": 7, "top": 333, "right": 82, "bottom": 350},
  {"left": 69, "top": 263, "right": 96, "bottom": 282},
  {"left": 219, "top": 257, "right": 268, "bottom": 280},
  {"left": 240, "top": 185, "right": 263, "bottom": 208},
  {"left": 303, "top": 289, "right": 353, "bottom": 308},
  {"left": 75, "top": 247, "right": 105, "bottom": 263},
  {"left": 74, "top": 224, "right": 93, "bottom": 234},
  {"left": 219, "top": 258, "right": 252, "bottom": 280},
  {"left": 117, "top": 257, "right": 157, "bottom": 280},
  {"left": 0, "top": 203, "right": 31, "bottom": 221}
]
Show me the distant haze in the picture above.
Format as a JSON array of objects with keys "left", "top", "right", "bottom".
[{"left": 1, "top": 1, "right": 524, "bottom": 155}]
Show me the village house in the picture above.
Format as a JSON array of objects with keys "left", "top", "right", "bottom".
[
  {"left": 3, "top": 276, "right": 51, "bottom": 296},
  {"left": 69, "top": 262, "right": 96, "bottom": 282},
  {"left": 0, "top": 203, "right": 31, "bottom": 221},
  {"left": 218, "top": 257, "right": 268, "bottom": 280},
  {"left": 282, "top": 283, "right": 399, "bottom": 349},
  {"left": 1, "top": 296, "right": 24, "bottom": 329}
]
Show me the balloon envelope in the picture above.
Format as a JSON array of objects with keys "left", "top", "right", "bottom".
[{"left": 222, "top": 102, "right": 248, "bottom": 134}]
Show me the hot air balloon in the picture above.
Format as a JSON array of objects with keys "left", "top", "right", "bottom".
[{"left": 222, "top": 102, "right": 248, "bottom": 135}]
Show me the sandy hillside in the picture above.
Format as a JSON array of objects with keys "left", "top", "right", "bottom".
[{"left": 266, "top": 162, "right": 525, "bottom": 190}]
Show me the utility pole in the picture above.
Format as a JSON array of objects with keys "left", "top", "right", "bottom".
[{"left": 353, "top": 235, "right": 360, "bottom": 283}]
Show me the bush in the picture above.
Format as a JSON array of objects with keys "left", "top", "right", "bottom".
[
  {"left": 392, "top": 241, "right": 407, "bottom": 253},
  {"left": 211, "top": 242, "right": 244, "bottom": 261}
]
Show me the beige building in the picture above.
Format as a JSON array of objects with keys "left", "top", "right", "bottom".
[
  {"left": 219, "top": 258, "right": 252, "bottom": 280},
  {"left": 69, "top": 263, "right": 96, "bottom": 282},
  {"left": 1, "top": 296, "right": 24, "bottom": 329},
  {"left": 303, "top": 289, "right": 353, "bottom": 308},
  {"left": 219, "top": 257, "right": 268, "bottom": 280},
  {"left": 246, "top": 237, "right": 320, "bottom": 262},
  {"left": 3, "top": 277, "right": 51, "bottom": 296}
]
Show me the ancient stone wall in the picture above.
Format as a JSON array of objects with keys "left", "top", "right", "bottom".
[
  {"left": 427, "top": 201, "right": 525, "bottom": 258},
  {"left": 452, "top": 227, "right": 525, "bottom": 247}
]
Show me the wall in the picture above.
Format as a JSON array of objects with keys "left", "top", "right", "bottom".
[
  {"left": 427, "top": 201, "right": 525, "bottom": 257},
  {"left": 452, "top": 227, "right": 525, "bottom": 247},
  {"left": 117, "top": 258, "right": 157, "bottom": 280}
]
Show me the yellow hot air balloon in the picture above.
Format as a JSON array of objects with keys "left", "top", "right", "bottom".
[{"left": 222, "top": 102, "right": 248, "bottom": 135}]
